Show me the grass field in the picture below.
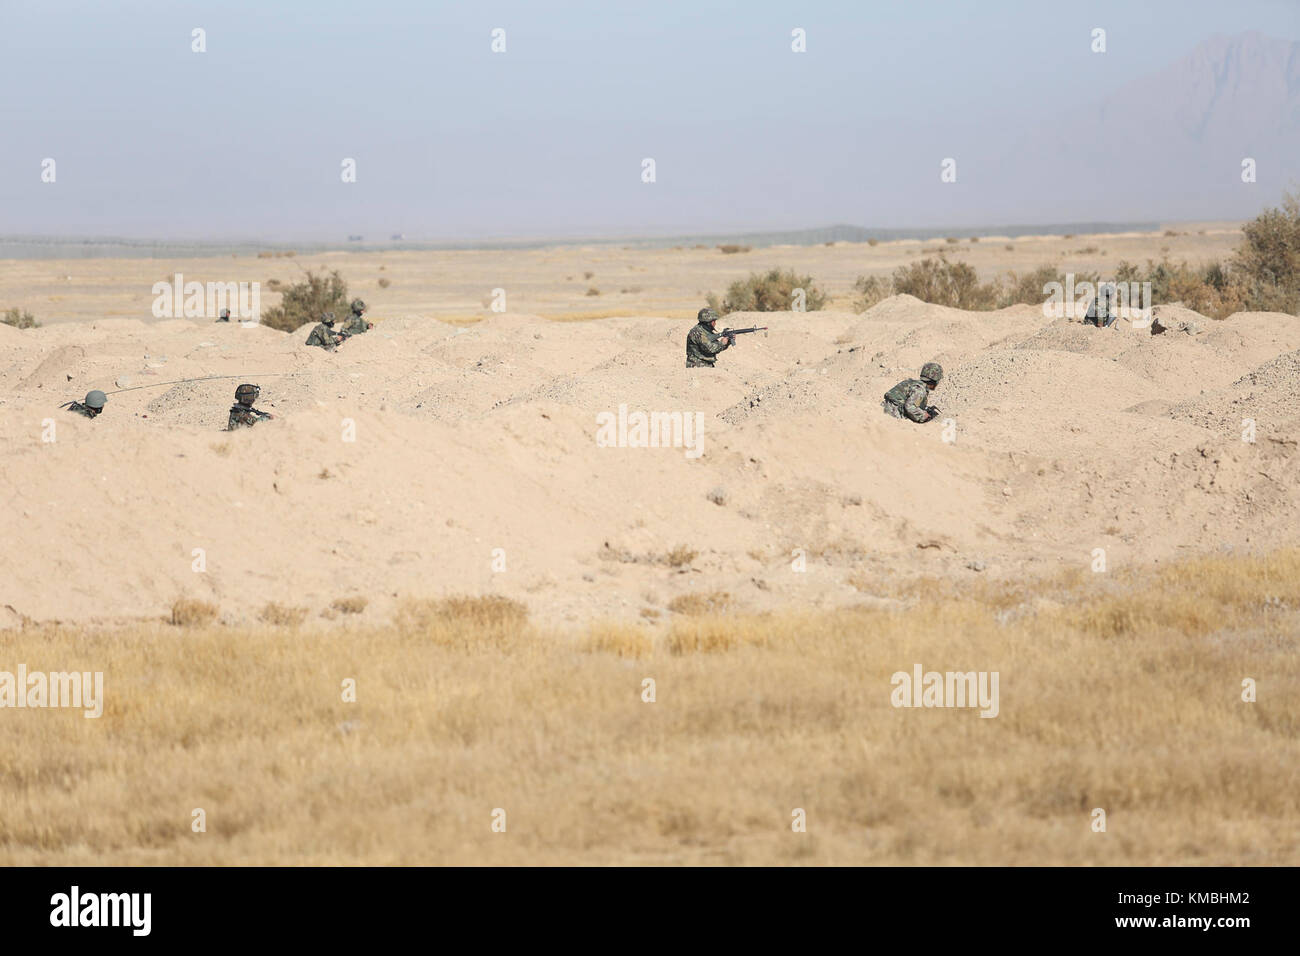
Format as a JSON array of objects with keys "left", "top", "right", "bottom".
[{"left": 2, "top": 552, "right": 1297, "bottom": 865}]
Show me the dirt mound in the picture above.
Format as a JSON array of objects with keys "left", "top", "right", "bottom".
[
  {"left": 1169, "top": 349, "right": 1300, "bottom": 434},
  {"left": 6, "top": 301, "right": 1300, "bottom": 626}
]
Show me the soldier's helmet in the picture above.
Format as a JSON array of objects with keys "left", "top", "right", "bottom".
[
  {"left": 350, "top": 298, "right": 367, "bottom": 314},
  {"left": 920, "top": 362, "right": 944, "bottom": 386},
  {"left": 321, "top": 311, "right": 336, "bottom": 325},
  {"left": 84, "top": 389, "right": 108, "bottom": 410},
  {"left": 235, "top": 383, "right": 260, "bottom": 405},
  {"left": 698, "top": 307, "right": 719, "bottom": 325}
]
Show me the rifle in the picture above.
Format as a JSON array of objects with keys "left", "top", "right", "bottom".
[{"left": 721, "top": 326, "right": 768, "bottom": 338}]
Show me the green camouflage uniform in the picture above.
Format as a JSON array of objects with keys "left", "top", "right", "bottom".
[
  {"left": 227, "top": 404, "right": 273, "bottom": 430},
  {"left": 686, "top": 321, "right": 731, "bottom": 368},
  {"left": 1084, "top": 283, "right": 1118, "bottom": 328},
  {"left": 882, "top": 378, "right": 934, "bottom": 422},
  {"left": 305, "top": 322, "right": 340, "bottom": 350},
  {"left": 65, "top": 402, "right": 101, "bottom": 419},
  {"left": 340, "top": 312, "right": 369, "bottom": 336}
]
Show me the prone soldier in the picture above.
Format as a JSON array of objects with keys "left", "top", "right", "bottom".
[
  {"left": 882, "top": 362, "right": 944, "bottom": 423},
  {"left": 62, "top": 390, "right": 108, "bottom": 419}
]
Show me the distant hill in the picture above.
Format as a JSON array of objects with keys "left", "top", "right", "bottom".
[{"left": 992, "top": 32, "right": 1300, "bottom": 221}]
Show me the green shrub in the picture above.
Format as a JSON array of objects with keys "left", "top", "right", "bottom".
[
  {"left": 1235, "top": 192, "right": 1300, "bottom": 297},
  {"left": 889, "top": 256, "right": 998, "bottom": 310},
  {"left": 851, "top": 275, "right": 892, "bottom": 313},
  {"left": 996, "top": 266, "right": 1100, "bottom": 309},
  {"left": 708, "top": 268, "right": 827, "bottom": 313},
  {"left": 260, "top": 269, "right": 350, "bottom": 332},
  {"left": 2, "top": 307, "right": 38, "bottom": 329}
]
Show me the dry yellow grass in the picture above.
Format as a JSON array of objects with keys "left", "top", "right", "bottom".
[
  {"left": 169, "top": 598, "right": 217, "bottom": 627},
  {"left": 666, "top": 591, "right": 733, "bottom": 616},
  {"left": 330, "top": 596, "right": 369, "bottom": 616},
  {"left": 258, "top": 603, "right": 309, "bottom": 627},
  {"left": 3, "top": 551, "right": 1298, "bottom": 865}
]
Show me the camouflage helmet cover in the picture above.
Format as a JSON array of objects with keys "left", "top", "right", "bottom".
[
  {"left": 321, "top": 311, "right": 336, "bottom": 324},
  {"left": 350, "top": 298, "right": 367, "bottom": 314},
  {"left": 698, "top": 307, "right": 719, "bottom": 324},
  {"left": 84, "top": 389, "right": 108, "bottom": 409},
  {"left": 235, "top": 383, "right": 260, "bottom": 404},
  {"left": 920, "top": 362, "right": 944, "bottom": 385}
]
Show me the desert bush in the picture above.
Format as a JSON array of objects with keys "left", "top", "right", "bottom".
[
  {"left": 585, "top": 287, "right": 601, "bottom": 296},
  {"left": 1114, "top": 257, "right": 1251, "bottom": 319},
  {"left": 717, "top": 244, "right": 751, "bottom": 254},
  {"left": 2, "top": 307, "right": 38, "bottom": 329},
  {"left": 1234, "top": 191, "right": 1300, "bottom": 306},
  {"left": 377, "top": 278, "right": 390, "bottom": 289},
  {"left": 170, "top": 598, "right": 218, "bottom": 626},
  {"left": 260, "top": 268, "right": 351, "bottom": 332},
  {"left": 667, "top": 591, "right": 733, "bottom": 616},
  {"left": 996, "top": 265, "right": 1100, "bottom": 309},
  {"left": 708, "top": 268, "right": 827, "bottom": 313},
  {"left": 890, "top": 256, "right": 998, "bottom": 310},
  {"left": 944, "top": 237, "right": 959, "bottom": 244},
  {"left": 663, "top": 545, "right": 698, "bottom": 568},
  {"left": 851, "top": 275, "right": 892, "bottom": 313},
  {"left": 259, "top": 603, "right": 309, "bottom": 627},
  {"left": 867, "top": 238, "right": 879, "bottom": 247},
  {"left": 584, "top": 271, "right": 594, "bottom": 279},
  {"left": 331, "top": 596, "right": 368, "bottom": 615}
]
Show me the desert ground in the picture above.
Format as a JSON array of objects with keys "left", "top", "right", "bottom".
[{"left": 1, "top": 227, "right": 1297, "bottom": 864}]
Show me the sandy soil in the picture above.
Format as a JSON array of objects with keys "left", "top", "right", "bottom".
[
  {"left": 0, "top": 225, "right": 1243, "bottom": 325},
  {"left": 2, "top": 230, "right": 1298, "bottom": 629}
]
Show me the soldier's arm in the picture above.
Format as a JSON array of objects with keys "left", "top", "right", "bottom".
[
  {"left": 903, "top": 384, "right": 931, "bottom": 422},
  {"left": 701, "top": 330, "right": 731, "bottom": 355}
]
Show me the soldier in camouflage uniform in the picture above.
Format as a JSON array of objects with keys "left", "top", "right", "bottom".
[
  {"left": 62, "top": 389, "right": 107, "bottom": 419},
  {"left": 305, "top": 312, "right": 343, "bottom": 350},
  {"left": 1083, "top": 282, "right": 1118, "bottom": 328},
  {"left": 339, "top": 298, "right": 372, "bottom": 337},
  {"left": 685, "top": 307, "right": 735, "bottom": 368},
  {"left": 227, "top": 383, "right": 275, "bottom": 430},
  {"left": 882, "top": 362, "right": 943, "bottom": 422}
]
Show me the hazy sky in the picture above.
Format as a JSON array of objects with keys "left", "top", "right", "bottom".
[{"left": 3, "top": 0, "right": 1298, "bottom": 240}]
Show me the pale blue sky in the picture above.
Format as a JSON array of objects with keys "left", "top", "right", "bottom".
[{"left": 3, "top": 0, "right": 1298, "bottom": 240}]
